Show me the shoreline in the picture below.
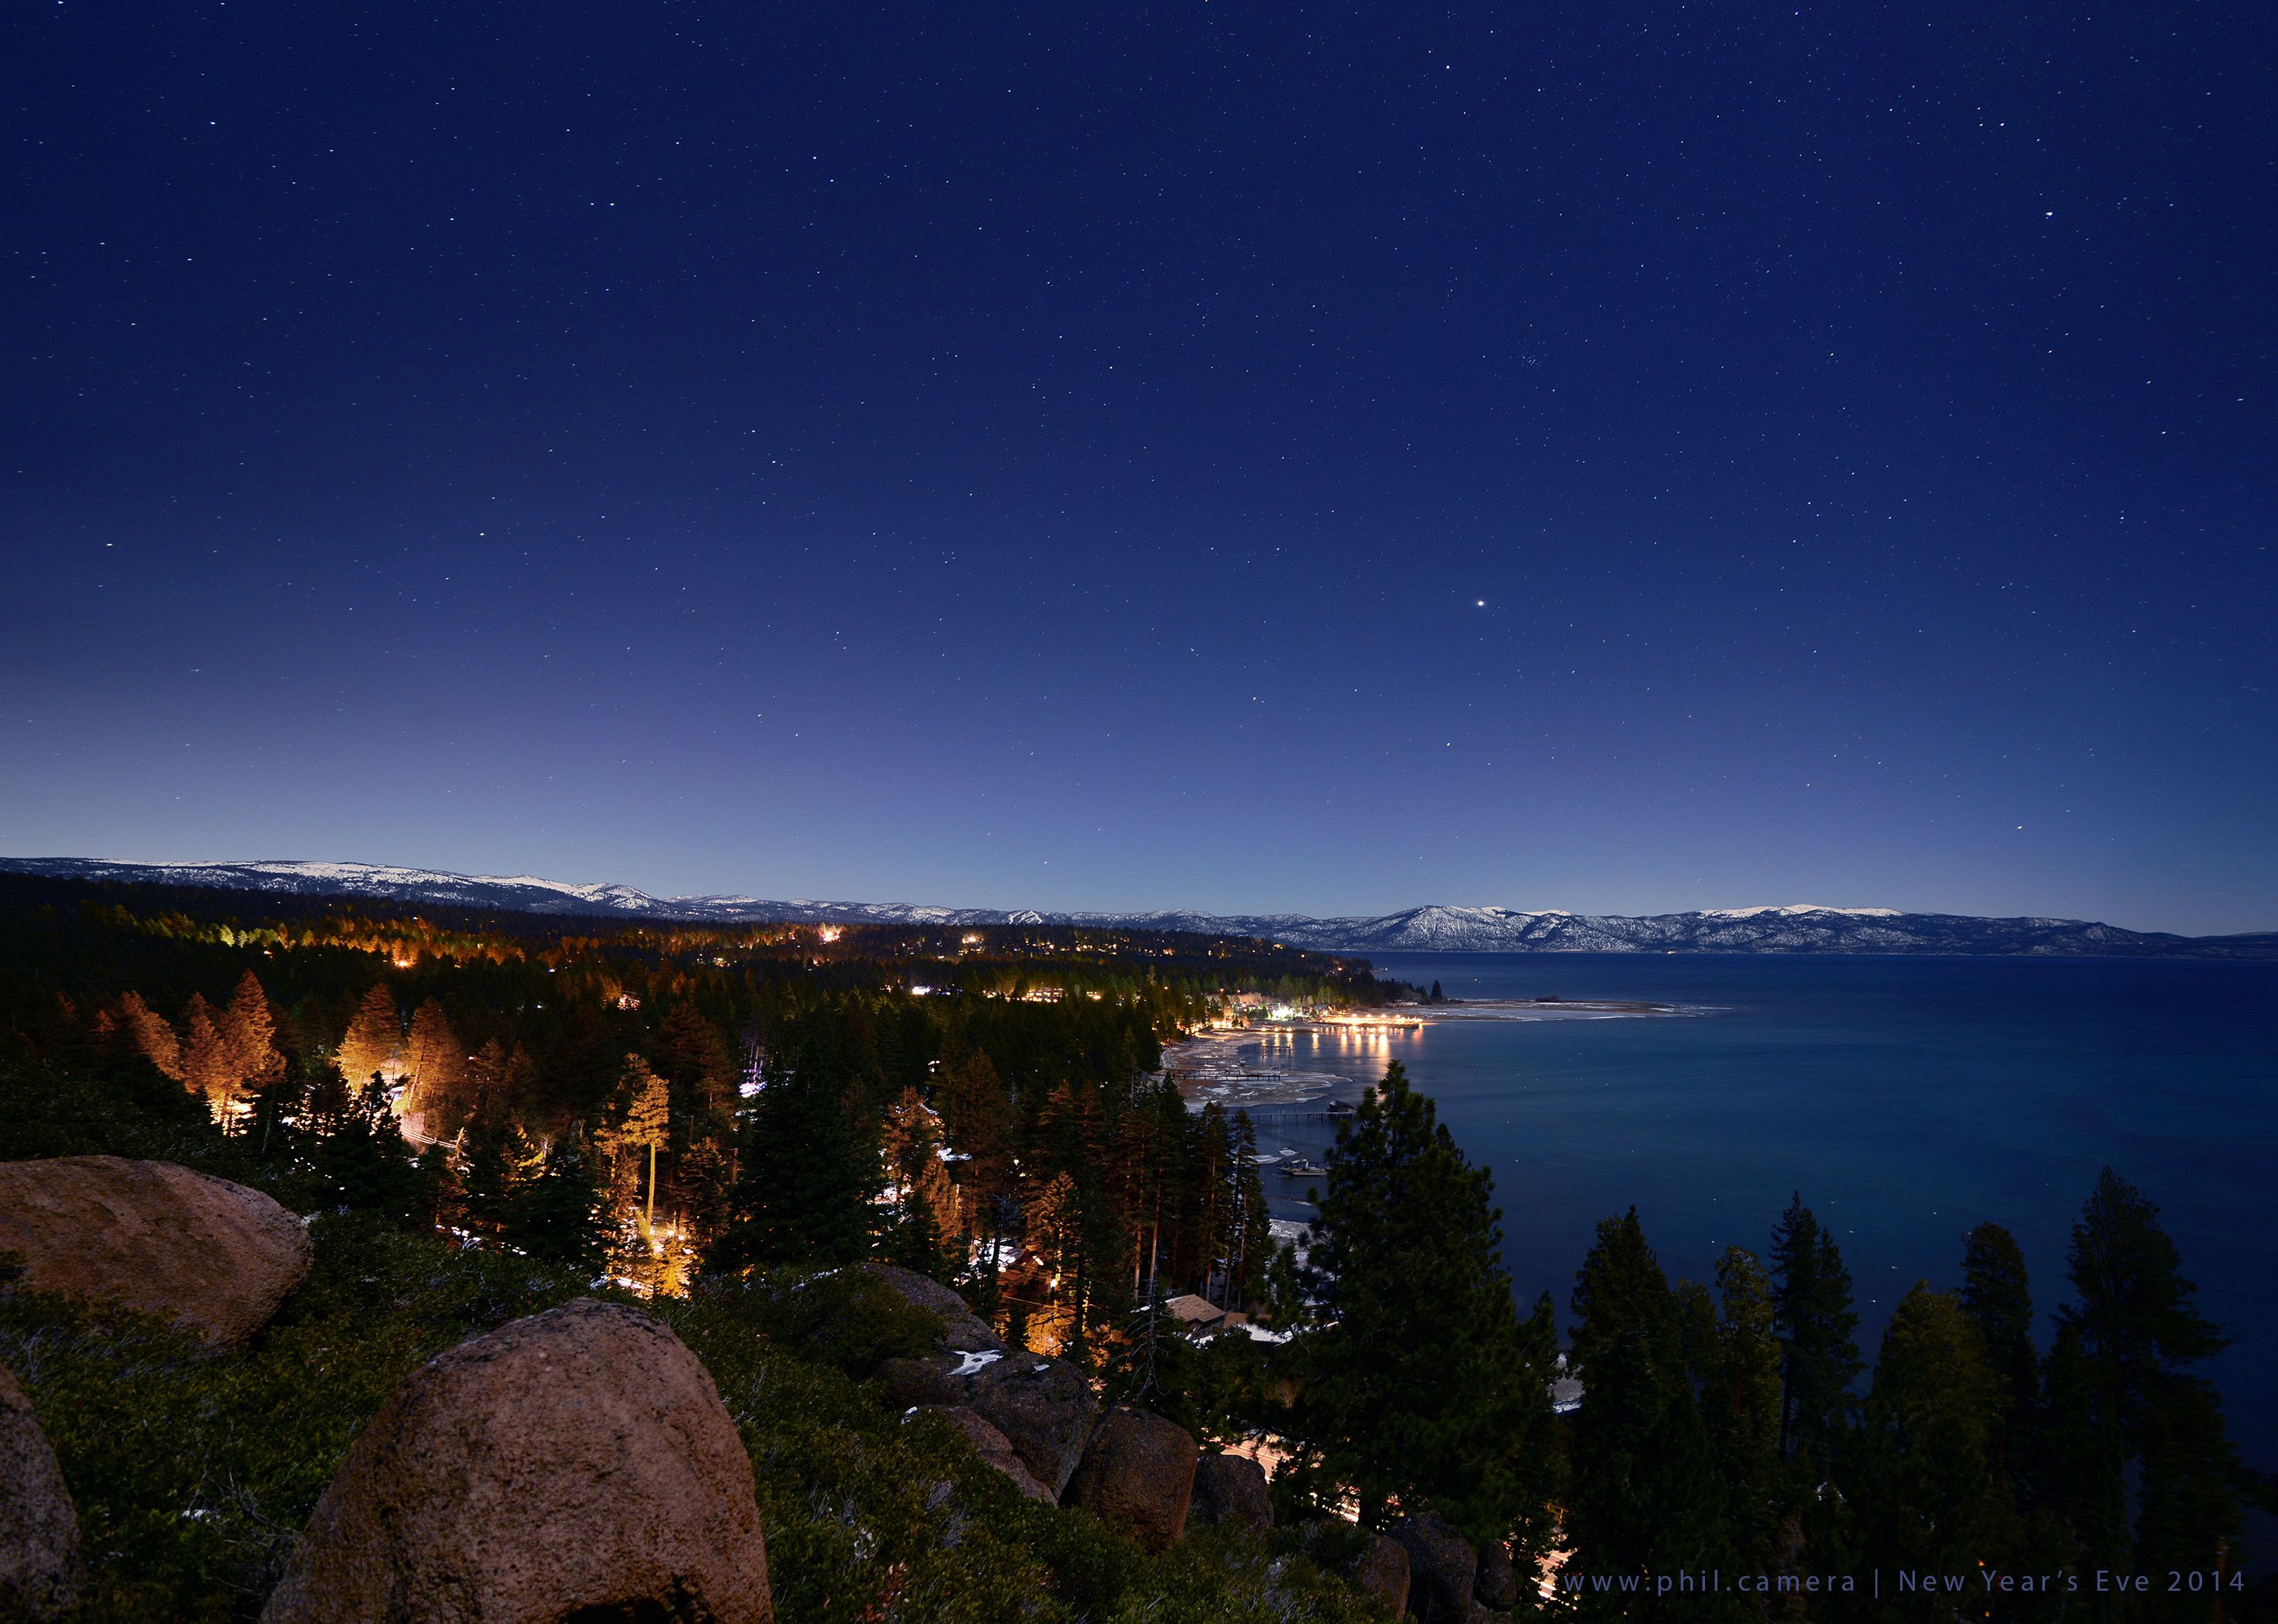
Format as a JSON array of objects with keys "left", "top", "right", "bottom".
[{"left": 1162, "top": 999, "right": 1705, "bottom": 1112}]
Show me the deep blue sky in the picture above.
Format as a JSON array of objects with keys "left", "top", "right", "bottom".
[{"left": 4, "top": 3, "right": 2272, "bottom": 932}]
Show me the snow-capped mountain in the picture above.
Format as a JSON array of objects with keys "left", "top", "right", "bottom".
[{"left": 2, "top": 857, "right": 2270, "bottom": 958}]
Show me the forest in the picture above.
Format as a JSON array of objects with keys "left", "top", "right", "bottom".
[{"left": 0, "top": 872, "right": 2268, "bottom": 1620}]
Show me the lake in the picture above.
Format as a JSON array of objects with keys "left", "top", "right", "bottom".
[{"left": 1198, "top": 952, "right": 2278, "bottom": 1480}]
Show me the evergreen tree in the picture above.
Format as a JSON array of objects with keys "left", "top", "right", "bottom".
[
  {"left": 880, "top": 1084, "right": 959, "bottom": 1278},
  {"left": 509, "top": 1127, "right": 606, "bottom": 1271},
  {"left": 459, "top": 1105, "right": 531, "bottom": 1238},
  {"left": 1224, "top": 1110, "right": 1273, "bottom": 1309},
  {"left": 2046, "top": 1168, "right": 2245, "bottom": 1614},
  {"left": 221, "top": 970, "right": 283, "bottom": 1097},
  {"left": 118, "top": 991, "right": 184, "bottom": 1081},
  {"left": 1293, "top": 1060, "right": 1558, "bottom": 1555},
  {"left": 1960, "top": 1222, "right": 2040, "bottom": 1472},
  {"left": 657, "top": 1000, "right": 736, "bottom": 1111},
  {"left": 1843, "top": 1285, "right": 2002, "bottom": 1617},
  {"left": 708, "top": 1031, "right": 877, "bottom": 1272},
  {"left": 1770, "top": 1192, "right": 1863, "bottom": 1466},
  {"left": 313, "top": 1074, "right": 424, "bottom": 1224},
  {"left": 335, "top": 983, "right": 403, "bottom": 1089},
  {"left": 1701, "top": 1245, "right": 1790, "bottom": 1570},
  {"left": 399, "top": 999, "right": 465, "bottom": 1137},
  {"left": 1566, "top": 1208, "right": 1743, "bottom": 1614},
  {"left": 179, "top": 993, "right": 235, "bottom": 1118}
]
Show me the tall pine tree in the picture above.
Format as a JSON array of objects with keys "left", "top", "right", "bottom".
[
  {"left": 1566, "top": 1208, "right": 1744, "bottom": 1615},
  {"left": 1292, "top": 1060, "right": 1559, "bottom": 1557},
  {"left": 1770, "top": 1193, "right": 1863, "bottom": 1466},
  {"left": 2045, "top": 1168, "right": 2245, "bottom": 1617},
  {"left": 708, "top": 1029, "right": 878, "bottom": 1272},
  {"left": 336, "top": 983, "right": 403, "bottom": 1089}
]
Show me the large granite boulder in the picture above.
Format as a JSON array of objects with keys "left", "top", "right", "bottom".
[
  {"left": 1064, "top": 1406, "right": 1199, "bottom": 1551},
  {"left": 1391, "top": 1513, "right": 1477, "bottom": 1621},
  {"left": 0, "top": 1156, "right": 311, "bottom": 1343},
  {"left": 1347, "top": 1531, "right": 1410, "bottom": 1615},
  {"left": 912, "top": 1404, "right": 1055, "bottom": 1502},
  {"left": 863, "top": 1263, "right": 1003, "bottom": 1353},
  {"left": 0, "top": 1363, "right": 81, "bottom": 1622},
  {"left": 877, "top": 1348, "right": 1098, "bottom": 1497},
  {"left": 1189, "top": 1451, "right": 1271, "bottom": 1530},
  {"left": 1474, "top": 1536, "right": 1518, "bottom": 1610},
  {"left": 261, "top": 1299, "right": 770, "bottom": 1624}
]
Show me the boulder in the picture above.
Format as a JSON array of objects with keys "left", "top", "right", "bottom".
[
  {"left": 913, "top": 1404, "right": 1055, "bottom": 1502},
  {"left": 873, "top": 1345, "right": 1096, "bottom": 1496},
  {"left": 261, "top": 1298, "right": 770, "bottom": 1624},
  {"left": 1474, "top": 1537, "right": 1518, "bottom": 1610},
  {"left": 1391, "top": 1513, "right": 1477, "bottom": 1621},
  {"left": 0, "top": 1156, "right": 311, "bottom": 1343},
  {"left": 864, "top": 1263, "right": 1003, "bottom": 1353},
  {"left": 1063, "top": 1406, "right": 1199, "bottom": 1551},
  {"left": 0, "top": 1363, "right": 81, "bottom": 1622},
  {"left": 1347, "top": 1532, "right": 1410, "bottom": 1615},
  {"left": 1189, "top": 1451, "right": 1272, "bottom": 1530},
  {"left": 966, "top": 1353, "right": 1099, "bottom": 1498}
]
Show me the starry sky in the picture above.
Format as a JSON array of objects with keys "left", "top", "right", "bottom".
[{"left": 4, "top": 3, "right": 2273, "bottom": 933}]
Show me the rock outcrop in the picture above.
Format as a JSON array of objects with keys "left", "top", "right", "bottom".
[
  {"left": 0, "top": 1156, "right": 311, "bottom": 1343},
  {"left": 1474, "top": 1537, "right": 1518, "bottom": 1610},
  {"left": 1064, "top": 1406, "right": 1199, "bottom": 1552},
  {"left": 863, "top": 1263, "right": 1004, "bottom": 1352},
  {"left": 877, "top": 1348, "right": 1098, "bottom": 1497},
  {"left": 0, "top": 1364, "right": 81, "bottom": 1622},
  {"left": 912, "top": 1404, "right": 1055, "bottom": 1502},
  {"left": 261, "top": 1298, "right": 770, "bottom": 1624},
  {"left": 1391, "top": 1513, "right": 1477, "bottom": 1621},
  {"left": 1347, "top": 1532, "right": 1410, "bottom": 1615},
  {"left": 1189, "top": 1451, "right": 1271, "bottom": 1530}
]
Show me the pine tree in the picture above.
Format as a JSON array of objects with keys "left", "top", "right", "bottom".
[
  {"left": 1294, "top": 1060, "right": 1559, "bottom": 1554},
  {"left": 180, "top": 993, "right": 236, "bottom": 1117},
  {"left": 1960, "top": 1222, "right": 2040, "bottom": 1473},
  {"left": 657, "top": 1000, "right": 736, "bottom": 1110},
  {"left": 1566, "top": 1208, "right": 1743, "bottom": 1613},
  {"left": 880, "top": 1084, "right": 959, "bottom": 1276},
  {"left": 708, "top": 1031, "right": 877, "bottom": 1272},
  {"left": 1224, "top": 1110, "right": 1273, "bottom": 1309},
  {"left": 604, "top": 1054, "right": 671, "bottom": 1234},
  {"left": 1844, "top": 1285, "right": 2002, "bottom": 1614},
  {"left": 336, "top": 983, "right": 403, "bottom": 1090},
  {"left": 399, "top": 999, "right": 465, "bottom": 1138},
  {"left": 1702, "top": 1245, "right": 1790, "bottom": 1569},
  {"left": 1770, "top": 1192, "right": 1863, "bottom": 1465},
  {"left": 118, "top": 992, "right": 184, "bottom": 1082},
  {"left": 314, "top": 1074, "right": 424, "bottom": 1224},
  {"left": 458, "top": 1105, "right": 533, "bottom": 1237},
  {"left": 509, "top": 1127, "right": 606, "bottom": 1271},
  {"left": 221, "top": 970, "right": 283, "bottom": 1097},
  {"left": 2047, "top": 1168, "right": 2244, "bottom": 1611}
]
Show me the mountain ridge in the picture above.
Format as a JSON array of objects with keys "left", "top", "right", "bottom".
[{"left": 5, "top": 856, "right": 2273, "bottom": 960}]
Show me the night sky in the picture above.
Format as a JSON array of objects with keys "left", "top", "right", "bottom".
[{"left": 5, "top": 4, "right": 2272, "bottom": 933}]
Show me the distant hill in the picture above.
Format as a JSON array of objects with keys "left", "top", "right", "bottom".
[{"left": 3, "top": 857, "right": 2272, "bottom": 959}]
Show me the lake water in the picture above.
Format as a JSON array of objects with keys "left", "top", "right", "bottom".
[{"left": 1194, "top": 953, "right": 2278, "bottom": 1481}]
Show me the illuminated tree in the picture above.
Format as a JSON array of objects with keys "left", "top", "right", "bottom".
[
  {"left": 221, "top": 970, "right": 283, "bottom": 1094},
  {"left": 118, "top": 991, "right": 184, "bottom": 1082},
  {"left": 615, "top": 1054, "right": 672, "bottom": 1236},
  {"left": 336, "top": 983, "right": 403, "bottom": 1088},
  {"left": 399, "top": 999, "right": 465, "bottom": 1134},
  {"left": 180, "top": 994, "right": 235, "bottom": 1115}
]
